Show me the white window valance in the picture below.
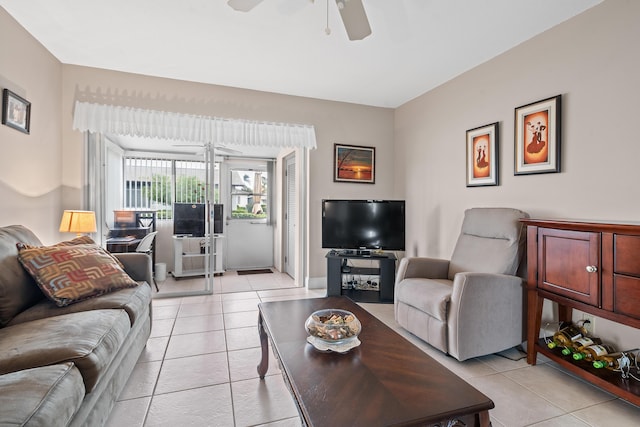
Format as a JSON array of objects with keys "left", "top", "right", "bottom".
[{"left": 72, "top": 101, "right": 317, "bottom": 149}]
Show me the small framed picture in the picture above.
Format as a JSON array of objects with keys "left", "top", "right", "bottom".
[
  {"left": 2, "top": 89, "right": 31, "bottom": 134},
  {"left": 334, "top": 143, "right": 375, "bottom": 184},
  {"left": 514, "top": 95, "right": 561, "bottom": 175},
  {"left": 466, "top": 122, "right": 499, "bottom": 187}
]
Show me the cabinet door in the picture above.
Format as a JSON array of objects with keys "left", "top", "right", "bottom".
[{"left": 538, "top": 228, "right": 600, "bottom": 306}]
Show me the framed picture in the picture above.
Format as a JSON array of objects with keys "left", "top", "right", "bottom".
[
  {"left": 2, "top": 89, "right": 31, "bottom": 134},
  {"left": 334, "top": 143, "right": 375, "bottom": 184},
  {"left": 514, "top": 94, "right": 561, "bottom": 175},
  {"left": 466, "top": 122, "right": 499, "bottom": 187}
]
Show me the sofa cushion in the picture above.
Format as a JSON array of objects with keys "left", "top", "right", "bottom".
[
  {"left": 8, "top": 282, "right": 151, "bottom": 327},
  {"left": 0, "top": 309, "right": 131, "bottom": 393},
  {"left": 0, "top": 225, "right": 46, "bottom": 327},
  {"left": 17, "top": 243, "right": 138, "bottom": 307},
  {"left": 0, "top": 362, "right": 84, "bottom": 427},
  {"left": 395, "top": 278, "right": 453, "bottom": 322}
]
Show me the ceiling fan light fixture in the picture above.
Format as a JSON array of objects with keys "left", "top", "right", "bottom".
[{"left": 227, "top": 0, "right": 264, "bottom": 12}]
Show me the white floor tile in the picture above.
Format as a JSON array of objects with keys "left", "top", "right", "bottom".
[
  {"left": 146, "top": 383, "right": 234, "bottom": 427},
  {"left": 155, "top": 352, "right": 230, "bottom": 395},
  {"left": 231, "top": 376, "right": 299, "bottom": 427},
  {"left": 115, "top": 275, "right": 640, "bottom": 427},
  {"left": 105, "top": 396, "right": 150, "bottom": 427}
]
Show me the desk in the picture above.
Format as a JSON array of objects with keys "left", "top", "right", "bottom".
[{"left": 106, "top": 237, "right": 141, "bottom": 253}]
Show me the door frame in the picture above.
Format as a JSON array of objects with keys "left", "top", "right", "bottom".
[
  {"left": 283, "top": 152, "right": 296, "bottom": 278},
  {"left": 220, "top": 157, "right": 274, "bottom": 270}
]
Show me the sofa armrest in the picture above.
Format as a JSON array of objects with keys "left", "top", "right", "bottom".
[
  {"left": 113, "top": 253, "right": 153, "bottom": 285},
  {"left": 395, "top": 257, "right": 450, "bottom": 283},
  {"left": 447, "top": 272, "right": 524, "bottom": 361}
]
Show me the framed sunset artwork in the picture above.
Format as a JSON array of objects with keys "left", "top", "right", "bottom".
[
  {"left": 466, "top": 122, "right": 499, "bottom": 187},
  {"left": 333, "top": 144, "right": 375, "bottom": 184}
]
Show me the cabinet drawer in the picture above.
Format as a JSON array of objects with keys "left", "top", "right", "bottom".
[
  {"left": 614, "top": 235, "right": 640, "bottom": 277},
  {"left": 538, "top": 228, "right": 600, "bottom": 306},
  {"left": 613, "top": 274, "right": 640, "bottom": 319}
]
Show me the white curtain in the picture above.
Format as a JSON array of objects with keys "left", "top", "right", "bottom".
[{"left": 72, "top": 101, "right": 317, "bottom": 149}]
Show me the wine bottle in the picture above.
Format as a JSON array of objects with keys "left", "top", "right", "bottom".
[
  {"left": 562, "top": 336, "right": 602, "bottom": 356},
  {"left": 593, "top": 349, "right": 639, "bottom": 369},
  {"left": 547, "top": 324, "right": 585, "bottom": 350},
  {"left": 572, "top": 343, "right": 616, "bottom": 361}
]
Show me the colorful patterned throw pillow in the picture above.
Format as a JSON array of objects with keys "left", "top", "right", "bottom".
[
  {"left": 16, "top": 243, "right": 138, "bottom": 307},
  {"left": 52, "top": 235, "right": 125, "bottom": 268}
]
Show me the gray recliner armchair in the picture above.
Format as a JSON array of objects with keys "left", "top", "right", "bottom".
[{"left": 394, "top": 207, "right": 529, "bottom": 361}]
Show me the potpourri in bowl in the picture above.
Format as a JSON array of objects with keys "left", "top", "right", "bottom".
[{"left": 305, "top": 309, "right": 361, "bottom": 345}]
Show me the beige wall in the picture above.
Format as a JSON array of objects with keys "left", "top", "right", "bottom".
[
  {"left": 395, "top": 0, "right": 640, "bottom": 347},
  {"left": 1, "top": 5, "right": 395, "bottom": 280},
  {"left": 3, "top": 0, "right": 640, "bottom": 346},
  {"left": 0, "top": 8, "right": 63, "bottom": 243},
  {"left": 60, "top": 67, "right": 395, "bottom": 280}
]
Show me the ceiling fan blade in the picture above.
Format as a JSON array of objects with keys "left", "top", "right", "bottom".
[
  {"left": 336, "top": 0, "right": 371, "bottom": 41},
  {"left": 227, "top": 0, "right": 264, "bottom": 12}
]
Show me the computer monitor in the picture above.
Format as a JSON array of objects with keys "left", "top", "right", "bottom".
[{"left": 113, "top": 210, "right": 136, "bottom": 228}]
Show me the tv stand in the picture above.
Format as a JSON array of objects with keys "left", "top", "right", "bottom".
[
  {"left": 326, "top": 252, "right": 396, "bottom": 303},
  {"left": 172, "top": 235, "right": 224, "bottom": 278}
]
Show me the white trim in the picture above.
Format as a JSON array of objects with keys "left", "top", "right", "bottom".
[{"left": 307, "top": 276, "right": 327, "bottom": 290}]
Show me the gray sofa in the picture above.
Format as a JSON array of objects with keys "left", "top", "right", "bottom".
[
  {"left": 395, "top": 208, "right": 528, "bottom": 361},
  {"left": 0, "top": 225, "right": 153, "bottom": 426}
]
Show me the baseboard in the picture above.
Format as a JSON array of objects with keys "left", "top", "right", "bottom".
[{"left": 306, "top": 276, "right": 327, "bottom": 290}]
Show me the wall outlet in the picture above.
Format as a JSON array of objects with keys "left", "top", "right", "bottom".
[{"left": 582, "top": 313, "right": 595, "bottom": 335}]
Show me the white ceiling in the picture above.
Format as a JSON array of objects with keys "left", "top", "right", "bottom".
[
  {"left": 1, "top": 0, "right": 601, "bottom": 156},
  {"left": 2, "top": 0, "right": 601, "bottom": 108}
]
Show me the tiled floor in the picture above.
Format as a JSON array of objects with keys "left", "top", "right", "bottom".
[
  {"left": 154, "top": 269, "right": 298, "bottom": 295},
  {"left": 106, "top": 272, "right": 640, "bottom": 427}
]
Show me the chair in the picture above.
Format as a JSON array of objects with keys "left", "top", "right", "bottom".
[
  {"left": 136, "top": 231, "right": 159, "bottom": 292},
  {"left": 394, "top": 207, "right": 529, "bottom": 361}
]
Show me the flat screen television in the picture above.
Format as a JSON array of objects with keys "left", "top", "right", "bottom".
[
  {"left": 322, "top": 200, "right": 405, "bottom": 251},
  {"left": 173, "top": 203, "right": 206, "bottom": 237}
]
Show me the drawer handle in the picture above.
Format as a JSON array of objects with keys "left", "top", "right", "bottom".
[{"left": 586, "top": 265, "right": 598, "bottom": 273}]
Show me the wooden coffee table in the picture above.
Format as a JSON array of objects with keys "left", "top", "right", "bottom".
[{"left": 257, "top": 296, "right": 493, "bottom": 427}]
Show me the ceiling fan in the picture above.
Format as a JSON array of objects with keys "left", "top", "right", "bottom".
[{"left": 227, "top": 0, "right": 372, "bottom": 41}]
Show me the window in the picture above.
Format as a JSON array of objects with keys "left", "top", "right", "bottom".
[
  {"left": 230, "top": 169, "right": 267, "bottom": 219},
  {"left": 124, "top": 156, "right": 218, "bottom": 219}
]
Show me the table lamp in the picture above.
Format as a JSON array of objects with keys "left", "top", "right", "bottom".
[{"left": 59, "top": 210, "right": 97, "bottom": 237}]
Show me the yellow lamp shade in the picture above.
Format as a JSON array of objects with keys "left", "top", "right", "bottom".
[{"left": 59, "top": 210, "right": 97, "bottom": 236}]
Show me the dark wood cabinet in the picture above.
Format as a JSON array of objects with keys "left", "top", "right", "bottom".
[
  {"left": 523, "top": 219, "right": 640, "bottom": 405},
  {"left": 537, "top": 227, "right": 600, "bottom": 306}
]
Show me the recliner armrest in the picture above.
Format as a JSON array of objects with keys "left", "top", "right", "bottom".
[
  {"left": 447, "top": 272, "right": 524, "bottom": 360},
  {"left": 113, "top": 253, "right": 153, "bottom": 285},
  {"left": 395, "top": 257, "right": 450, "bottom": 283},
  {"left": 451, "top": 272, "right": 523, "bottom": 307}
]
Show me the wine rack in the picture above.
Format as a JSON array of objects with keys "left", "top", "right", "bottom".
[{"left": 523, "top": 218, "right": 640, "bottom": 407}]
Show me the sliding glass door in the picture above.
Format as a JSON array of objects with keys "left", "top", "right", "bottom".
[{"left": 86, "top": 134, "right": 217, "bottom": 298}]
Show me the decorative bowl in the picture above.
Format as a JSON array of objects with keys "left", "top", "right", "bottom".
[{"left": 305, "top": 309, "right": 361, "bottom": 345}]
